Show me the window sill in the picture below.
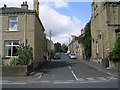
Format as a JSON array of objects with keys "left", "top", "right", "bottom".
[
  {"left": 3, "top": 56, "right": 18, "bottom": 59},
  {"left": 2, "top": 57, "right": 10, "bottom": 59},
  {"left": 6, "top": 30, "right": 20, "bottom": 32}
]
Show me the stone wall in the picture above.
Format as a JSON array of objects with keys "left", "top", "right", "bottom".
[
  {"left": 1, "top": 65, "right": 33, "bottom": 76},
  {"left": 109, "top": 61, "right": 120, "bottom": 72}
]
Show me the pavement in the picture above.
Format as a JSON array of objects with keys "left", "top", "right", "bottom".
[
  {"left": 1, "top": 62, "right": 49, "bottom": 83},
  {"left": 1, "top": 57, "right": 119, "bottom": 83},
  {"left": 78, "top": 59, "right": 119, "bottom": 77}
]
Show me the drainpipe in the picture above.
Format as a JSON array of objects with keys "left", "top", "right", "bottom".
[{"left": 24, "top": 12, "right": 27, "bottom": 46}]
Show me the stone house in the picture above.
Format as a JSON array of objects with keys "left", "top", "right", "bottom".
[
  {"left": 68, "top": 29, "right": 84, "bottom": 59},
  {"left": 91, "top": 2, "right": 120, "bottom": 67},
  {"left": 68, "top": 40, "right": 83, "bottom": 59},
  {"left": 0, "top": 0, "right": 46, "bottom": 70},
  {"left": 46, "top": 38, "right": 54, "bottom": 59}
]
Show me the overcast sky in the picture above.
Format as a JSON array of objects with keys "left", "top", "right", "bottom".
[{"left": 0, "top": 0, "right": 92, "bottom": 45}]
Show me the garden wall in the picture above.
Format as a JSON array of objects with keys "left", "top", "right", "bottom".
[{"left": 1, "top": 65, "right": 33, "bottom": 76}]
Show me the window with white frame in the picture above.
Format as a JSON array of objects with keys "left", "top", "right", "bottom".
[
  {"left": 4, "top": 41, "right": 19, "bottom": 57},
  {"left": 8, "top": 16, "right": 18, "bottom": 31}
]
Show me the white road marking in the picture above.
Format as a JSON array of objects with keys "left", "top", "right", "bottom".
[
  {"left": 106, "top": 72, "right": 113, "bottom": 76},
  {"left": 2, "top": 82, "right": 27, "bottom": 84},
  {"left": 40, "top": 81, "right": 50, "bottom": 83},
  {"left": 86, "top": 78, "right": 95, "bottom": 81},
  {"left": 106, "top": 77, "right": 118, "bottom": 80},
  {"left": 1, "top": 80, "right": 13, "bottom": 83},
  {"left": 66, "top": 80, "right": 75, "bottom": 82},
  {"left": 78, "top": 78, "right": 85, "bottom": 81},
  {"left": 78, "top": 80, "right": 109, "bottom": 83},
  {"left": 37, "top": 74, "right": 42, "bottom": 80},
  {"left": 71, "top": 71, "right": 78, "bottom": 81},
  {"left": 54, "top": 81, "right": 73, "bottom": 84},
  {"left": 97, "top": 77, "right": 107, "bottom": 80},
  {"left": 68, "top": 66, "right": 71, "bottom": 70}
]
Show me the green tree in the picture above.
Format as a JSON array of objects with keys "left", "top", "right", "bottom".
[
  {"left": 61, "top": 44, "right": 68, "bottom": 53},
  {"left": 10, "top": 43, "right": 33, "bottom": 65},
  {"left": 54, "top": 42, "right": 62, "bottom": 52},
  {"left": 72, "top": 21, "right": 91, "bottom": 60},
  {"left": 82, "top": 21, "right": 91, "bottom": 60},
  {"left": 108, "top": 35, "right": 120, "bottom": 62}
]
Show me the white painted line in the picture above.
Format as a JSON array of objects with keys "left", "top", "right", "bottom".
[
  {"left": 71, "top": 71, "right": 78, "bottom": 81},
  {"left": 87, "top": 78, "right": 95, "bottom": 81},
  {"left": 107, "top": 72, "right": 113, "bottom": 76},
  {"left": 1, "top": 80, "right": 13, "bottom": 83},
  {"left": 54, "top": 80, "right": 74, "bottom": 82},
  {"left": 40, "top": 81, "right": 50, "bottom": 83},
  {"left": 37, "top": 74, "right": 42, "bottom": 80},
  {"left": 78, "top": 80, "right": 109, "bottom": 83},
  {"left": 78, "top": 78, "right": 85, "bottom": 81},
  {"left": 54, "top": 81, "right": 73, "bottom": 84},
  {"left": 54, "top": 80, "right": 63, "bottom": 82},
  {"left": 66, "top": 80, "right": 75, "bottom": 82},
  {"left": 68, "top": 66, "right": 71, "bottom": 70},
  {"left": 107, "top": 77, "right": 118, "bottom": 80},
  {"left": 2, "top": 83, "right": 27, "bottom": 84},
  {"left": 97, "top": 77, "right": 106, "bottom": 80}
]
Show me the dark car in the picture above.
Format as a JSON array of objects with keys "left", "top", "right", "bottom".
[{"left": 53, "top": 53, "right": 61, "bottom": 59}]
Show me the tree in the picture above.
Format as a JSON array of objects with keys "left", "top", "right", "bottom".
[
  {"left": 10, "top": 43, "right": 33, "bottom": 65},
  {"left": 108, "top": 35, "right": 120, "bottom": 62},
  {"left": 61, "top": 44, "right": 68, "bottom": 53},
  {"left": 82, "top": 21, "right": 91, "bottom": 60},
  {"left": 72, "top": 21, "right": 92, "bottom": 60},
  {"left": 54, "top": 42, "right": 62, "bottom": 52}
]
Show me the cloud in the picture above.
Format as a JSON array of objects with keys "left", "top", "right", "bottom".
[
  {"left": 0, "top": 0, "right": 84, "bottom": 45},
  {"left": 40, "top": 3, "right": 83, "bottom": 44},
  {"left": 52, "top": 1, "right": 68, "bottom": 8}
]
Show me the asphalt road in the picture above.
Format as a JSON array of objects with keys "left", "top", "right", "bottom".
[{"left": 2, "top": 53, "right": 119, "bottom": 89}]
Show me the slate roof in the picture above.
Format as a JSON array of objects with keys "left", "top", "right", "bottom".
[{"left": 0, "top": 7, "right": 35, "bottom": 14}]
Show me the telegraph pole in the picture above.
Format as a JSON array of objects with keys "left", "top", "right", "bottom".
[
  {"left": 50, "top": 30, "right": 51, "bottom": 42},
  {"left": 50, "top": 30, "right": 52, "bottom": 61}
]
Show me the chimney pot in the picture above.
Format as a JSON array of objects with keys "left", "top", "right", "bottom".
[
  {"left": 4, "top": 4, "right": 7, "bottom": 8},
  {"left": 25, "top": 1, "right": 27, "bottom": 4},
  {"left": 21, "top": 1, "right": 28, "bottom": 9}
]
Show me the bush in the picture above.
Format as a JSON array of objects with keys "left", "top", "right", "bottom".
[
  {"left": 108, "top": 36, "right": 120, "bottom": 62},
  {"left": 9, "top": 57, "right": 19, "bottom": 65},
  {"left": 10, "top": 43, "right": 33, "bottom": 65}
]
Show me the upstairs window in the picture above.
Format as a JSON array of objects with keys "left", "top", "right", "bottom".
[{"left": 8, "top": 16, "right": 18, "bottom": 31}]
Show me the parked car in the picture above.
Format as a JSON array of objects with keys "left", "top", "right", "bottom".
[
  {"left": 69, "top": 53, "right": 77, "bottom": 59},
  {"left": 53, "top": 53, "right": 61, "bottom": 59}
]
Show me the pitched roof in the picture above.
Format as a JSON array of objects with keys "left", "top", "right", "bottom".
[{"left": 0, "top": 7, "right": 35, "bottom": 14}]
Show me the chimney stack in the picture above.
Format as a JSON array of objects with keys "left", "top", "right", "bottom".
[
  {"left": 33, "top": 0, "right": 39, "bottom": 16},
  {"left": 21, "top": 1, "right": 28, "bottom": 9}
]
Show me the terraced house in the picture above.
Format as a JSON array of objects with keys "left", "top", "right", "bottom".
[
  {"left": 91, "top": 1, "right": 120, "bottom": 68},
  {"left": 0, "top": 0, "right": 46, "bottom": 70}
]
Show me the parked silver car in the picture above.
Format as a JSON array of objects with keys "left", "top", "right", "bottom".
[{"left": 69, "top": 53, "right": 77, "bottom": 59}]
